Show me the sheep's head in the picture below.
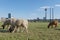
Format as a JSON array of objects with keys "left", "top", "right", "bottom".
[
  {"left": 9, "top": 25, "right": 15, "bottom": 33},
  {"left": 1, "top": 25, "right": 5, "bottom": 29}
]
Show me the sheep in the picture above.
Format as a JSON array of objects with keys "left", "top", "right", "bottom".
[
  {"left": 48, "top": 19, "right": 58, "bottom": 28},
  {"left": 1, "top": 18, "right": 16, "bottom": 29},
  {"left": 9, "top": 19, "right": 28, "bottom": 33}
]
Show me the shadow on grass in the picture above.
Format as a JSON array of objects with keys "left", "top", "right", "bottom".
[
  {"left": 55, "top": 28, "right": 60, "bottom": 30},
  {"left": 0, "top": 28, "right": 9, "bottom": 33}
]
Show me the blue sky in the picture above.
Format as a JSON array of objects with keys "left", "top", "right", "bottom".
[{"left": 0, "top": 0, "right": 60, "bottom": 19}]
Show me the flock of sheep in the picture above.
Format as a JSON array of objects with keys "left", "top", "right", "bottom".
[
  {"left": 1, "top": 17, "right": 58, "bottom": 34},
  {"left": 1, "top": 18, "right": 28, "bottom": 33}
]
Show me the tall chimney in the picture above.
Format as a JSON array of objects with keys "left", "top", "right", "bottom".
[
  {"left": 45, "top": 8, "right": 47, "bottom": 20},
  {"left": 52, "top": 8, "right": 54, "bottom": 20},
  {"left": 50, "top": 8, "right": 51, "bottom": 22}
]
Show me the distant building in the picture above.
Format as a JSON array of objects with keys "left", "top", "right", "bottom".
[
  {"left": 37, "top": 17, "right": 40, "bottom": 22},
  {"left": 8, "top": 13, "right": 11, "bottom": 18},
  {"left": 43, "top": 17, "right": 46, "bottom": 20}
]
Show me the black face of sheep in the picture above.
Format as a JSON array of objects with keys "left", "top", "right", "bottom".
[
  {"left": 1, "top": 25, "right": 5, "bottom": 29},
  {"left": 9, "top": 25, "right": 15, "bottom": 33}
]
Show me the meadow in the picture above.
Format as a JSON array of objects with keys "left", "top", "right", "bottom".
[{"left": 0, "top": 22, "right": 60, "bottom": 40}]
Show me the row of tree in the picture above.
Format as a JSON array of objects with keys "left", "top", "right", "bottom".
[{"left": 28, "top": 17, "right": 60, "bottom": 22}]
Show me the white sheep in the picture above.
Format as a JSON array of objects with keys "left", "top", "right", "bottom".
[
  {"left": 9, "top": 19, "right": 28, "bottom": 33},
  {"left": 1, "top": 18, "right": 16, "bottom": 29}
]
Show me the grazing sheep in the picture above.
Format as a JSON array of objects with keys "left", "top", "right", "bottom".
[
  {"left": 1, "top": 18, "right": 16, "bottom": 29},
  {"left": 1, "top": 19, "right": 11, "bottom": 29},
  {"left": 48, "top": 19, "right": 58, "bottom": 28},
  {"left": 9, "top": 19, "right": 28, "bottom": 33},
  {"left": 9, "top": 25, "right": 15, "bottom": 32}
]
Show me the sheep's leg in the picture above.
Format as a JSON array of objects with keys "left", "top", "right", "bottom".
[
  {"left": 21, "top": 27, "right": 25, "bottom": 32},
  {"left": 16, "top": 27, "right": 20, "bottom": 32},
  {"left": 2, "top": 23, "right": 6, "bottom": 29},
  {"left": 24, "top": 25, "right": 28, "bottom": 33},
  {"left": 25, "top": 27, "right": 28, "bottom": 33},
  {"left": 13, "top": 26, "right": 20, "bottom": 33},
  {"left": 24, "top": 25, "right": 29, "bottom": 40},
  {"left": 12, "top": 26, "right": 16, "bottom": 33},
  {"left": 7, "top": 25, "right": 11, "bottom": 30},
  {"left": 19, "top": 26, "right": 21, "bottom": 33},
  {"left": 55, "top": 24, "right": 57, "bottom": 28},
  {"left": 48, "top": 23, "right": 50, "bottom": 28}
]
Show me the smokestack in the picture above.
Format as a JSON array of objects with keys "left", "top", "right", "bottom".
[
  {"left": 52, "top": 8, "right": 54, "bottom": 20},
  {"left": 50, "top": 8, "right": 51, "bottom": 22},
  {"left": 45, "top": 8, "right": 47, "bottom": 20},
  {"left": 50, "top": 7, "right": 54, "bottom": 22}
]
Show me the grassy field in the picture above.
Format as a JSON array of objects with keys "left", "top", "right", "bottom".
[{"left": 0, "top": 22, "right": 60, "bottom": 40}]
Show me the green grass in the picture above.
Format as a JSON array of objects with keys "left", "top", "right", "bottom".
[{"left": 0, "top": 22, "right": 60, "bottom": 40}]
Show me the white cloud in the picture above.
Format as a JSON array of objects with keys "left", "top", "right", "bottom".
[
  {"left": 55, "top": 4, "right": 60, "bottom": 7},
  {"left": 37, "top": 6, "right": 52, "bottom": 11},
  {"left": 40, "top": 6, "right": 50, "bottom": 9},
  {"left": 29, "top": 13, "right": 37, "bottom": 19},
  {"left": 37, "top": 6, "right": 50, "bottom": 11},
  {"left": 40, "top": 4, "right": 60, "bottom": 8}
]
